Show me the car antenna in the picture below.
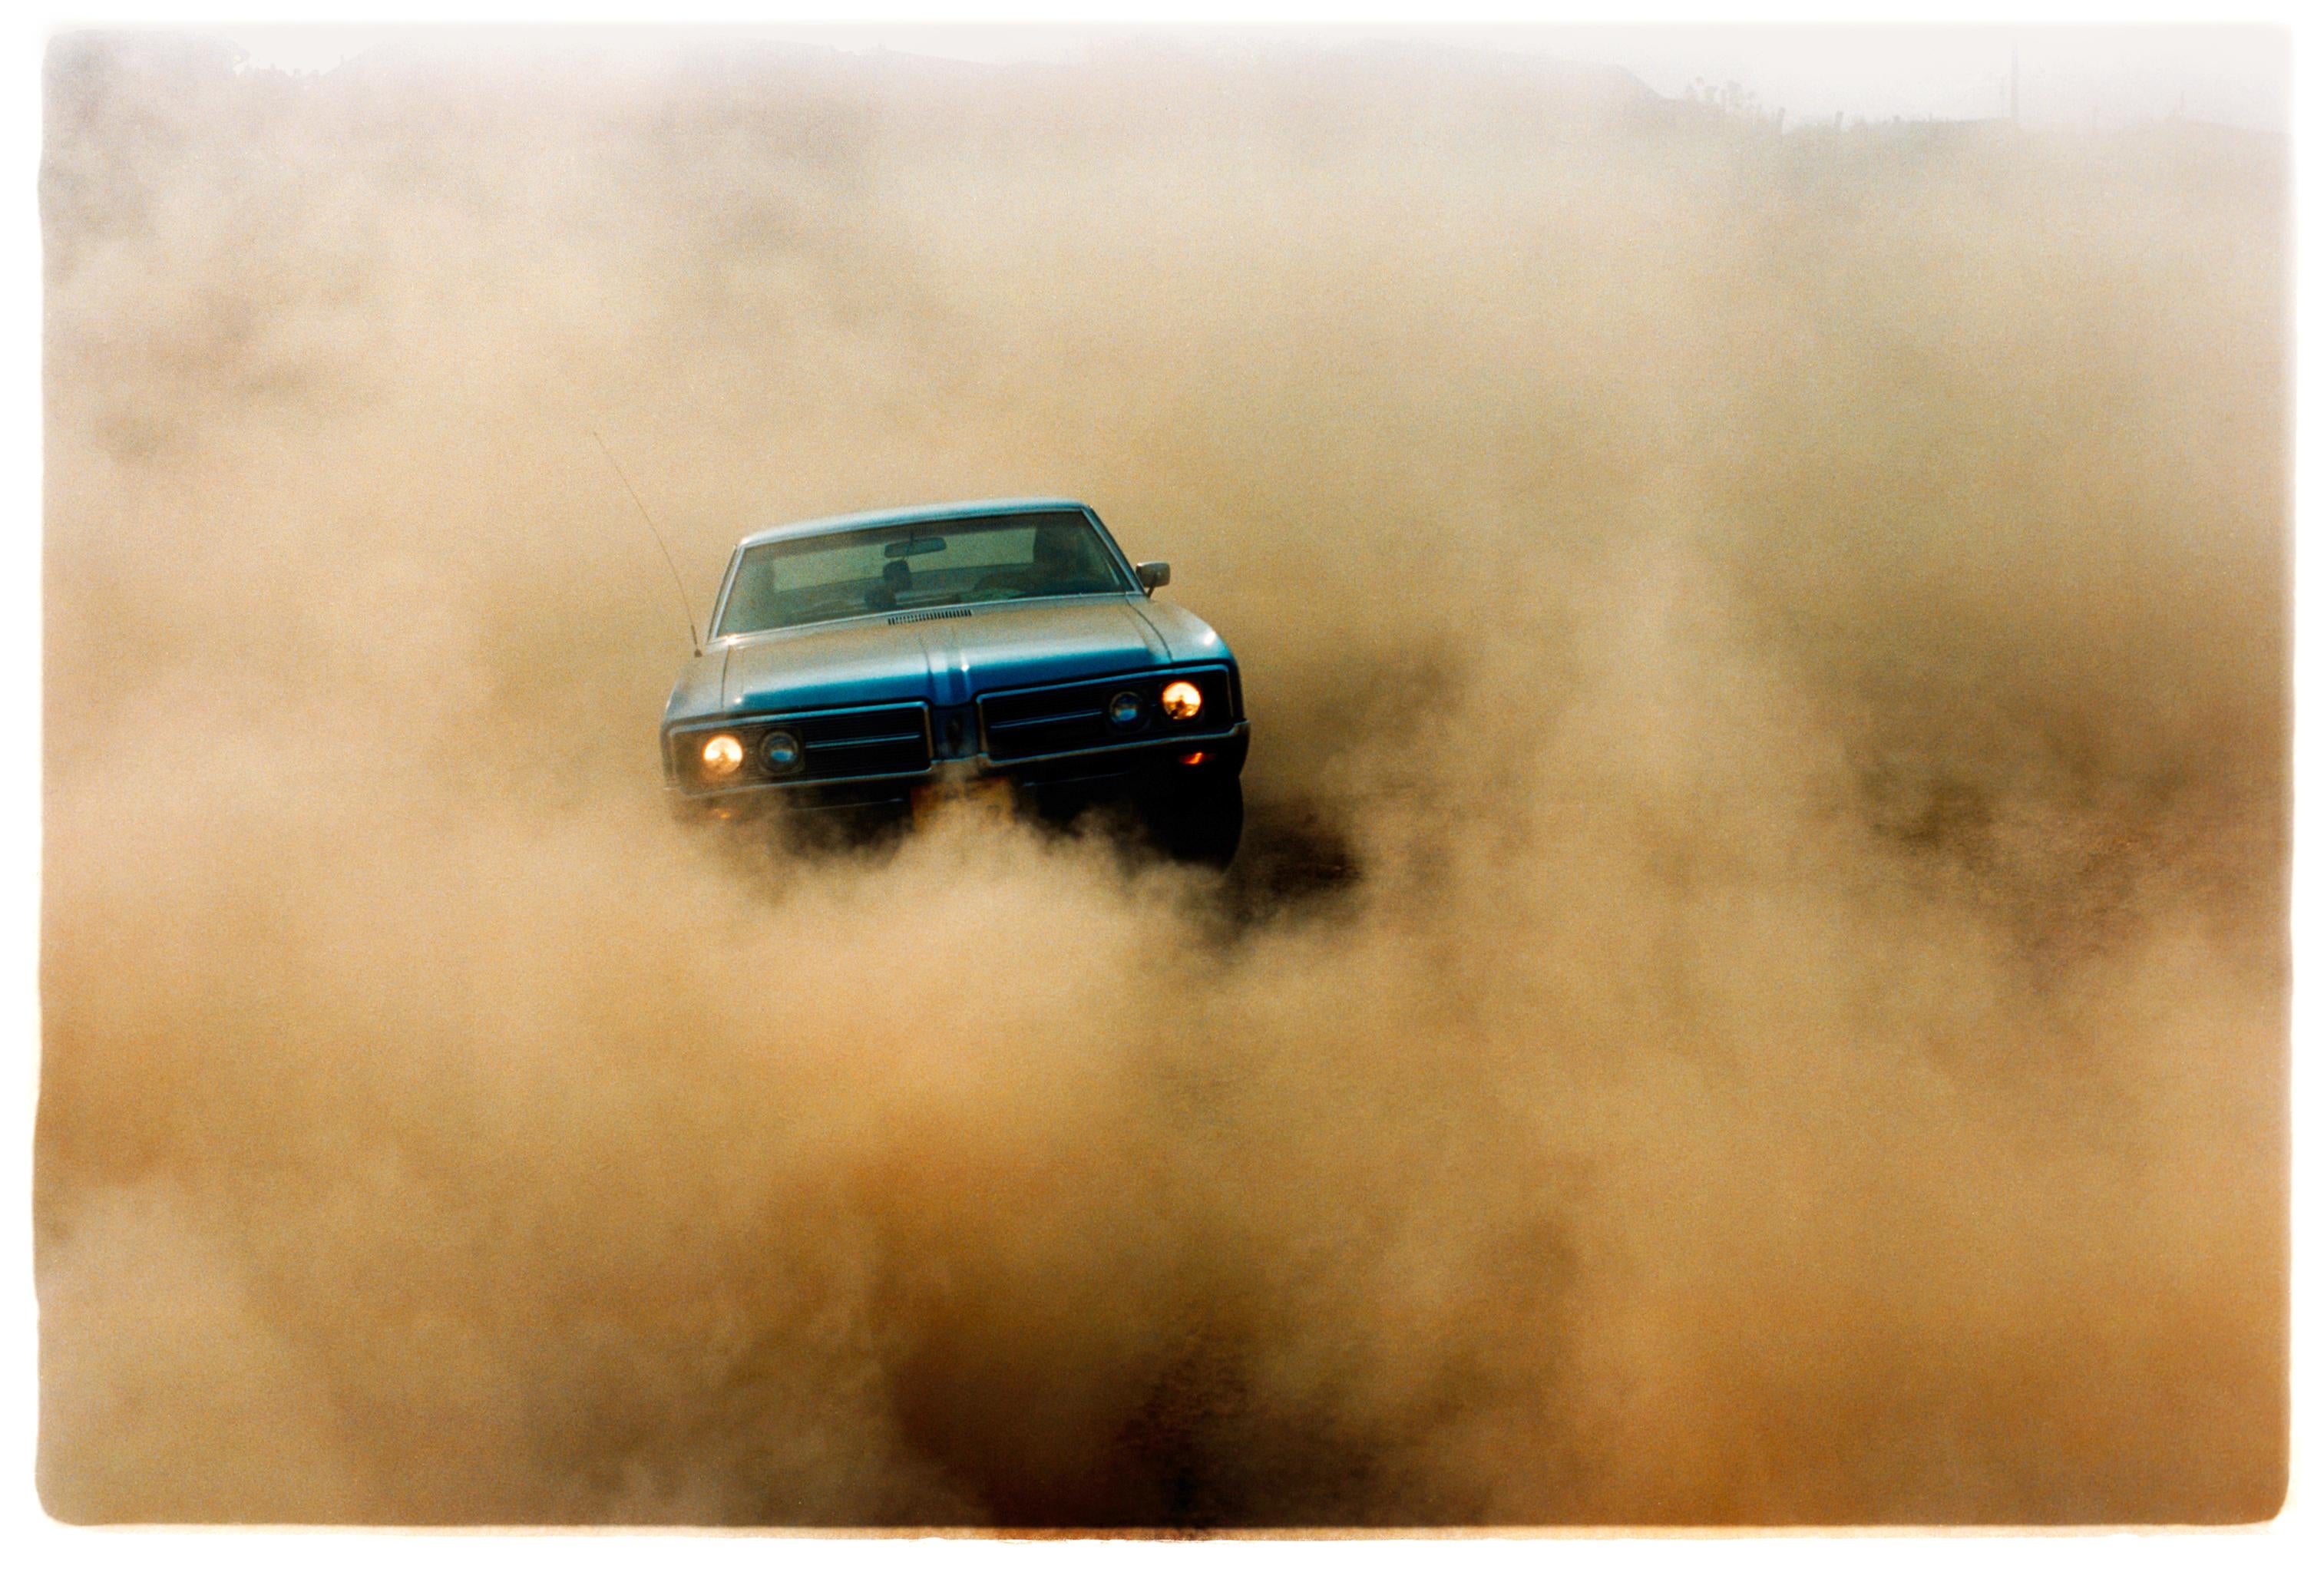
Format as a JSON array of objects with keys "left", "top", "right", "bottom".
[{"left": 592, "top": 428, "right": 702, "bottom": 656}]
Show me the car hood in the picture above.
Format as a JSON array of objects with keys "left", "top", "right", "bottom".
[{"left": 710, "top": 595, "right": 1224, "bottom": 715}]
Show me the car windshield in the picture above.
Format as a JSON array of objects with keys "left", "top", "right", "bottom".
[{"left": 716, "top": 510, "right": 1136, "bottom": 636}]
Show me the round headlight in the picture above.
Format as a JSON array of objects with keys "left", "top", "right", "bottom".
[
  {"left": 1159, "top": 679, "right": 1203, "bottom": 722},
  {"left": 1107, "top": 691, "right": 1145, "bottom": 728},
  {"left": 760, "top": 729, "right": 804, "bottom": 775},
  {"left": 699, "top": 734, "right": 745, "bottom": 778}
]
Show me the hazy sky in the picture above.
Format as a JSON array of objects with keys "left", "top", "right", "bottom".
[{"left": 221, "top": 25, "right": 2288, "bottom": 133}]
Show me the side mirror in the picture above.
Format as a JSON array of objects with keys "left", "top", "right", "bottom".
[{"left": 1136, "top": 561, "right": 1172, "bottom": 593}]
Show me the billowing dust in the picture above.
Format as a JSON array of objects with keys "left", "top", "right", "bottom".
[{"left": 37, "top": 32, "right": 2287, "bottom": 1525}]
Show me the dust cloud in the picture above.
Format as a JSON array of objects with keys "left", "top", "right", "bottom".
[{"left": 37, "top": 31, "right": 2287, "bottom": 1525}]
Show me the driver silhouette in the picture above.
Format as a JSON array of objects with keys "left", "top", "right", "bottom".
[{"left": 868, "top": 556, "right": 912, "bottom": 612}]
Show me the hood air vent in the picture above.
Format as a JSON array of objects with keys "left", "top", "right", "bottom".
[{"left": 888, "top": 606, "right": 974, "bottom": 626}]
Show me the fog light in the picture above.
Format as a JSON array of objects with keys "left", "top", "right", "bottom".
[
  {"left": 1180, "top": 751, "right": 1207, "bottom": 767},
  {"left": 1107, "top": 691, "right": 1145, "bottom": 728},
  {"left": 700, "top": 734, "right": 745, "bottom": 778},
  {"left": 760, "top": 729, "right": 804, "bottom": 775},
  {"left": 1159, "top": 679, "right": 1203, "bottom": 721}
]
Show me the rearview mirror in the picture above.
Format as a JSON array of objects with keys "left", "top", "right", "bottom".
[{"left": 1136, "top": 561, "right": 1171, "bottom": 593}]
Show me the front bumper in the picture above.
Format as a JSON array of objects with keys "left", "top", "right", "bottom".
[{"left": 668, "top": 721, "right": 1249, "bottom": 823}]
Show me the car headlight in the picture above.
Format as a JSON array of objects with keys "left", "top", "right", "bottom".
[
  {"left": 699, "top": 734, "right": 745, "bottom": 779},
  {"left": 1159, "top": 679, "right": 1203, "bottom": 722},
  {"left": 1107, "top": 691, "right": 1145, "bottom": 728},
  {"left": 760, "top": 729, "right": 804, "bottom": 775}
]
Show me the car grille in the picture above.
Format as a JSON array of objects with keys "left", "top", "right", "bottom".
[
  {"left": 979, "top": 667, "right": 1234, "bottom": 763},
  {"left": 674, "top": 702, "right": 932, "bottom": 791},
  {"left": 791, "top": 705, "right": 933, "bottom": 778}
]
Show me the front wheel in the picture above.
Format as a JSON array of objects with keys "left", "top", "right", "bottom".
[{"left": 1143, "top": 777, "right": 1244, "bottom": 867}]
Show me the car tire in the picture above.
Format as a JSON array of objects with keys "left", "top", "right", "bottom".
[{"left": 1146, "top": 777, "right": 1243, "bottom": 867}]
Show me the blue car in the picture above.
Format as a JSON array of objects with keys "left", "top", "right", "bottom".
[{"left": 661, "top": 498, "right": 1248, "bottom": 861}]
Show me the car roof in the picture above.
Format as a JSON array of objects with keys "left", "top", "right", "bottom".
[{"left": 735, "top": 497, "right": 1096, "bottom": 550}]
